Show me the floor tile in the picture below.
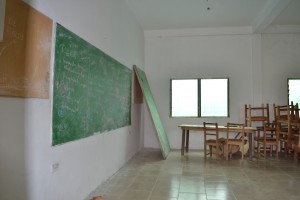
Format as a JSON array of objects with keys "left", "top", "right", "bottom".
[
  {"left": 178, "top": 192, "right": 207, "bottom": 200},
  {"left": 86, "top": 149, "right": 300, "bottom": 200},
  {"left": 151, "top": 185, "right": 179, "bottom": 198}
]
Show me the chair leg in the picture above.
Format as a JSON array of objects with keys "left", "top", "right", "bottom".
[
  {"left": 270, "top": 144, "right": 273, "bottom": 157},
  {"left": 226, "top": 143, "right": 229, "bottom": 160},
  {"left": 284, "top": 142, "right": 288, "bottom": 158},
  {"left": 264, "top": 145, "right": 267, "bottom": 159},
  {"left": 221, "top": 143, "right": 225, "bottom": 158},
  {"left": 241, "top": 144, "right": 244, "bottom": 160},
  {"left": 209, "top": 146, "right": 212, "bottom": 157},
  {"left": 294, "top": 146, "right": 298, "bottom": 162},
  {"left": 204, "top": 144, "right": 206, "bottom": 159},
  {"left": 280, "top": 141, "right": 284, "bottom": 152}
]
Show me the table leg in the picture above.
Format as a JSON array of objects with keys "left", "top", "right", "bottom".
[
  {"left": 186, "top": 130, "right": 189, "bottom": 153},
  {"left": 249, "top": 132, "right": 253, "bottom": 160},
  {"left": 181, "top": 129, "right": 185, "bottom": 155}
]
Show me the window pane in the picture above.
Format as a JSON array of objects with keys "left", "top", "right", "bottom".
[
  {"left": 288, "top": 79, "right": 300, "bottom": 105},
  {"left": 171, "top": 79, "right": 198, "bottom": 117},
  {"left": 201, "top": 79, "right": 228, "bottom": 117}
]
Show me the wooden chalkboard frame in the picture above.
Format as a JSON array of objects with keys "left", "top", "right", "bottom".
[
  {"left": 133, "top": 65, "right": 170, "bottom": 159},
  {"left": 52, "top": 24, "right": 132, "bottom": 145}
]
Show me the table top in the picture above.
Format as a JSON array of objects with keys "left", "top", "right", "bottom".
[{"left": 178, "top": 124, "right": 257, "bottom": 132}]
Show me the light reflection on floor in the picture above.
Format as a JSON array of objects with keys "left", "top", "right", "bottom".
[{"left": 86, "top": 149, "right": 300, "bottom": 200}]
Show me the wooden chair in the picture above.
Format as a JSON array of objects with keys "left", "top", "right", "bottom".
[
  {"left": 293, "top": 124, "right": 300, "bottom": 161},
  {"left": 203, "top": 122, "right": 224, "bottom": 159},
  {"left": 292, "top": 104, "right": 300, "bottom": 161},
  {"left": 275, "top": 103, "right": 299, "bottom": 157},
  {"left": 273, "top": 104, "right": 289, "bottom": 123},
  {"left": 225, "top": 123, "right": 246, "bottom": 160},
  {"left": 257, "top": 122, "right": 279, "bottom": 159},
  {"left": 245, "top": 103, "right": 270, "bottom": 129},
  {"left": 274, "top": 104, "right": 290, "bottom": 153},
  {"left": 245, "top": 104, "right": 270, "bottom": 154}
]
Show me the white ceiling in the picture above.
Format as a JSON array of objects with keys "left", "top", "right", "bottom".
[{"left": 125, "top": 0, "right": 300, "bottom": 33}]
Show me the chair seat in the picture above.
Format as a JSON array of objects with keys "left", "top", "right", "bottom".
[
  {"left": 227, "top": 139, "right": 247, "bottom": 143},
  {"left": 206, "top": 138, "right": 225, "bottom": 143},
  {"left": 227, "top": 139, "right": 243, "bottom": 141},
  {"left": 257, "top": 138, "right": 277, "bottom": 142},
  {"left": 247, "top": 117, "right": 268, "bottom": 121},
  {"left": 256, "top": 126, "right": 264, "bottom": 131},
  {"left": 255, "top": 134, "right": 275, "bottom": 141}
]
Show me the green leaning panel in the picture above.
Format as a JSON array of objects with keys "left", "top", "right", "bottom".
[
  {"left": 52, "top": 24, "right": 132, "bottom": 145},
  {"left": 133, "top": 65, "right": 170, "bottom": 159}
]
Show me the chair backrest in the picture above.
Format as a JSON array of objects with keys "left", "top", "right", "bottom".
[
  {"left": 263, "top": 122, "right": 277, "bottom": 141},
  {"left": 245, "top": 104, "right": 270, "bottom": 127},
  {"left": 296, "top": 127, "right": 300, "bottom": 149},
  {"left": 203, "top": 122, "right": 219, "bottom": 140},
  {"left": 273, "top": 104, "right": 289, "bottom": 123},
  {"left": 294, "top": 103, "right": 299, "bottom": 122},
  {"left": 274, "top": 102, "right": 299, "bottom": 123},
  {"left": 226, "top": 123, "right": 245, "bottom": 141}
]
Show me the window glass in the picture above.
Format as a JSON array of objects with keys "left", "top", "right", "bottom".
[
  {"left": 170, "top": 78, "right": 229, "bottom": 117},
  {"left": 201, "top": 79, "right": 228, "bottom": 117},
  {"left": 171, "top": 79, "right": 198, "bottom": 117},
  {"left": 288, "top": 79, "right": 300, "bottom": 105}
]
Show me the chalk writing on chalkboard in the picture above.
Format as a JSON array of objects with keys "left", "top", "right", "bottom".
[{"left": 52, "top": 24, "right": 132, "bottom": 145}]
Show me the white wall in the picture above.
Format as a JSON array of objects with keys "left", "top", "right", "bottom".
[
  {"left": 144, "top": 27, "right": 300, "bottom": 150},
  {"left": 0, "top": 0, "right": 144, "bottom": 200},
  {"left": 262, "top": 33, "right": 300, "bottom": 105}
]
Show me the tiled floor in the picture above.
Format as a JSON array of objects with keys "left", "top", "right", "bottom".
[{"left": 86, "top": 149, "right": 300, "bottom": 200}]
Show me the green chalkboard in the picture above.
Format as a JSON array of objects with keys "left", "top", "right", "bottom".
[
  {"left": 133, "top": 65, "right": 170, "bottom": 159},
  {"left": 52, "top": 24, "right": 132, "bottom": 145}
]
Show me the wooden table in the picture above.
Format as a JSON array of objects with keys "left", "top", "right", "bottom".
[{"left": 178, "top": 124, "right": 257, "bottom": 159}]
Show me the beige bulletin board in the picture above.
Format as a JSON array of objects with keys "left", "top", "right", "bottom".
[{"left": 0, "top": 0, "right": 52, "bottom": 98}]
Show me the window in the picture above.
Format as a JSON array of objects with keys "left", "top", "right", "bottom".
[
  {"left": 170, "top": 78, "right": 229, "bottom": 117},
  {"left": 288, "top": 78, "right": 300, "bottom": 105}
]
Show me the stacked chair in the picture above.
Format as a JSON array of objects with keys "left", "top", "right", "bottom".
[
  {"left": 245, "top": 102, "right": 299, "bottom": 160},
  {"left": 274, "top": 102, "right": 299, "bottom": 159},
  {"left": 245, "top": 104, "right": 270, "bottom": 155},
  {"left": 203, "top": 102, "right": 299, "bottom": 161},
  {"left": 256, "top": 122, "right": 279, "bottom": 159}
]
